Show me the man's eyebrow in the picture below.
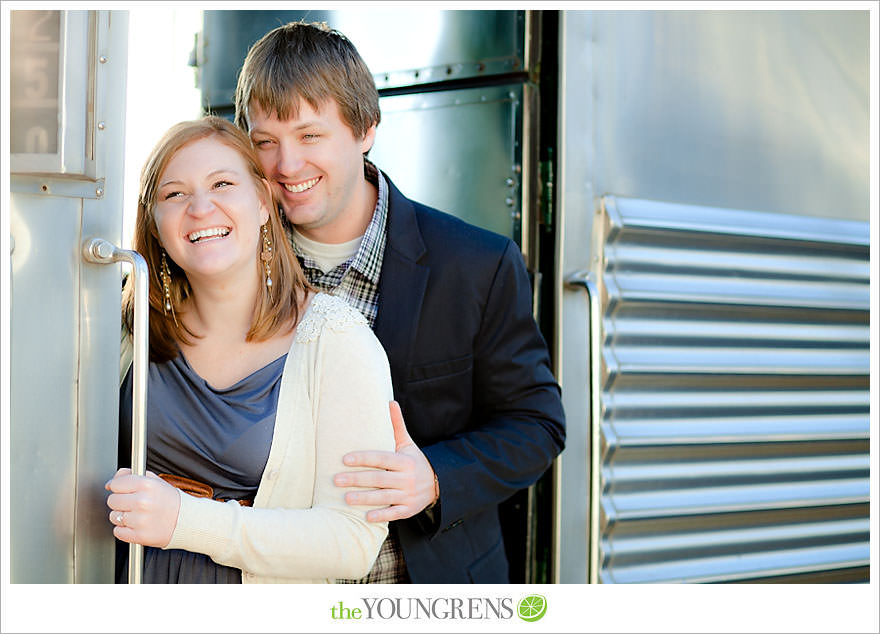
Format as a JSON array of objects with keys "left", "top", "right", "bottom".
[{"left": 250, "top": 120, "right": 323, "bottom": 135}]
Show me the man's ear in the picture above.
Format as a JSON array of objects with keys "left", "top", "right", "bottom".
[{"left": 360, "top": 123, "right": 377, "bottom": 155}]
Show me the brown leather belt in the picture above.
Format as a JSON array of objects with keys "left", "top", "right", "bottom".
[{"left": 158, "top": 473, "right": 253, "bottom": 507}]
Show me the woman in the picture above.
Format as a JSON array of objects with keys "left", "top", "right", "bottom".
[{"left": 108, "top": 116, "right": 395, "bottom": 583}]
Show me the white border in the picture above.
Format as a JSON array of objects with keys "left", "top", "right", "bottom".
[{"left": 2, "top": 3, "right": 877, "bottom": 634}]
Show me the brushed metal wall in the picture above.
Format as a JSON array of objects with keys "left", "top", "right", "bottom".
[{"left": 590, "top": 10, "right": 869, "bottom": 222}]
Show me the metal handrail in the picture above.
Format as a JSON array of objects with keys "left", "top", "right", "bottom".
[
  {"left": 566, "top": 270, "right": 602, "bottom": 584},
  {"left": 83, "top": 237, "right": 148, "bottom": 584}
]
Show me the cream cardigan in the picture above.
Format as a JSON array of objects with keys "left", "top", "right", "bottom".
[{"left": 122, "top": 293, "right": 395, "bottom": 583}]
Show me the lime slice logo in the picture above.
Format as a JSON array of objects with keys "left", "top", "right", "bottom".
[{"left": 517, "top": 594, "right": 547, "bottom": 622}]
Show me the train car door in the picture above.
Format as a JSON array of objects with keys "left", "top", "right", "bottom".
[{"left": 8, "top": 9, "right": 130, "bottom": 583}]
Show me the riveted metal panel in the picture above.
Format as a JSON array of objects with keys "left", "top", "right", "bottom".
[
  {"left": 592, "top": 196, "right": 870, "bottom": 583},
  {"left": 199, "top": 9, "right": 525, "bottom": 110},
  {"left": 369, "top": 83, "right": 526, "bottom": 242},
  {"left": 9, "top": 10, "right": 128, "bottom": 583}
]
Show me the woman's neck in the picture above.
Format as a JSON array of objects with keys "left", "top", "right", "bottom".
[
  {"left": 173, "top": 267, "right": 302, "bottom": 390},
  {"left": 182, "top": 266, "right": 261, "bottom": 340}
]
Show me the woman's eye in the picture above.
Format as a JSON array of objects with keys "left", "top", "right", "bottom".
[
  {"left": 162, "top": 191, "right": 182, "bottom": 200},
  {"left": 213, "top": 180, "right": 232, "bottom": 189},
  {"left": 253, "top": 139, "right": 273, "bottom": 147}
]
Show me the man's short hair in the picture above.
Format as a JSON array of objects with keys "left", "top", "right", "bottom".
[{"left": 234, "top": 20, "right": 380, "bottom": 138}]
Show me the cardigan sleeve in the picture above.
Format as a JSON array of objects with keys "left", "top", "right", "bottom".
[{"left": 165, "top": 318, "right": 396, "bottom": 580}]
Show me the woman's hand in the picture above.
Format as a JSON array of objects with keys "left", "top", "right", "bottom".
[{"left": 105, "top": 468, "right": 181, "bottom": 548}]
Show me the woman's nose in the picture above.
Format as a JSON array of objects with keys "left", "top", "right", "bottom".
[{"left": 187, "top": 190, "right": 215, "bottom": 217}]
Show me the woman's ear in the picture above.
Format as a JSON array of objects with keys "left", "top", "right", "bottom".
[{"left": 259, "top": 178, "right": 272, "bottom": 225}]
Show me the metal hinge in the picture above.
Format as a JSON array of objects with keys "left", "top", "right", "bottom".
[{"left": 539, "top": 147, "right": 554, "bottom": 228}]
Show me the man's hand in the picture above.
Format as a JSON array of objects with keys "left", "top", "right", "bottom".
[{"left": 334, "top": 401, "right": 439, "bottom": 522}]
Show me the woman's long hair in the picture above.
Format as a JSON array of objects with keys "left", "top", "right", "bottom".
[{"left": 122, "top": 116, "right": 311, "bottom": 362}]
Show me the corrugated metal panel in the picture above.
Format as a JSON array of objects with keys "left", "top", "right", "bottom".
[{"left": 594, "top": 195, "right": 870, "bottom": 583}]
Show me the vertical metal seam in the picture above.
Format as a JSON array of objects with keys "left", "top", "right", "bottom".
[
  {"left": 72, "top": 200, "right": 84, "bottom": 583},
  {"left": 585, "top": 276, "right": 602, "bottom": 584}
]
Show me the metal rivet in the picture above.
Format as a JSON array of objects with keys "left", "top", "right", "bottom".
[
  {"left": 99, "top": 56, "right": 107, "bottom": 63},
  {"left": 96, "top": 188, "right": 104, "bottom": 197},
  {"left": 505, "top": 178, "right": 515, "bottom": 187},
  {"left": 505, "top": 197, "right": 515, "bottom": 207},
  {"left": 97, "top": 122, "right": 106, "bottom": 130}
]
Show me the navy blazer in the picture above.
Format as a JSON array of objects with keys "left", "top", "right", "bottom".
[{"left": 373, "top": 175, "right": 566, "bottom": 583}]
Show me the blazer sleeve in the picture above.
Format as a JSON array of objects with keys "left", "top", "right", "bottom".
[
  {"left": 165, "top": 321, "right": 396, "bottom": 580},
  {"left": 420, "top": 239, "right": 566, "bottom": 530}
]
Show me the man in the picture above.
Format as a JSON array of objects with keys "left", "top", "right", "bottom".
[{"left": 234, "top": 21, "right": 565, "bottom": 583}]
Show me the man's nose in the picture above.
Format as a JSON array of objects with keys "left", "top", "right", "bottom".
[{"left": 277, "top": 141, "right": 306, "bottom": 175}]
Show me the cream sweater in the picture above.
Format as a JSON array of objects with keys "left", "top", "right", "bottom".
[{"left": 126, "top": 293, "right": 395, "bottom": 583}]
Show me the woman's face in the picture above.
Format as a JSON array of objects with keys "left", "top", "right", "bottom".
[{"left": 153, "top": 136, "right": 270, "bottom": 287}]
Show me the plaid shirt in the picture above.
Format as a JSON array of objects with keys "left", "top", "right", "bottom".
[{"left": 289, "top": 159, "right": 409, "bottom": 584}]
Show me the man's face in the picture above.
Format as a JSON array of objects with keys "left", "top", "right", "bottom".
[{"left": 247, "top": 99, "right": 376, "bottom": 243}]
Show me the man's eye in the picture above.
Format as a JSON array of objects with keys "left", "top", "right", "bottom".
[{"left": 253, "top": 139, "right": 273, "bottom": 147}]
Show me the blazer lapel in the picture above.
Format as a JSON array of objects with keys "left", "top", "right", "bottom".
[{"left": 374, "top": 176, "right": 428, "bottom": 402}]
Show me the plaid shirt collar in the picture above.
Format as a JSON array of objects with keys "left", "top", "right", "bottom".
[{"left": 349, "top": 159, "right": 387, "bottom": 286}]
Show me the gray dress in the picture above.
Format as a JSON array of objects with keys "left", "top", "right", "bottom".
[{"left": 118, "top": 350, "right": 286, "bottom": 583}]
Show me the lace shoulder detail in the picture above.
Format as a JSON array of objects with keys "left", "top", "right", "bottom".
[{"left": 294, "top": 293, "right": 369, "bottom": 343}]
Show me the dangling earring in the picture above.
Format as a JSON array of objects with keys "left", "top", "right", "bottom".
[
  {"left": 160, "top": 250, "right": 178, "bottom": 325},
  {"left": 261, "top": 224, "right": 273, "bottom": 290}
]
